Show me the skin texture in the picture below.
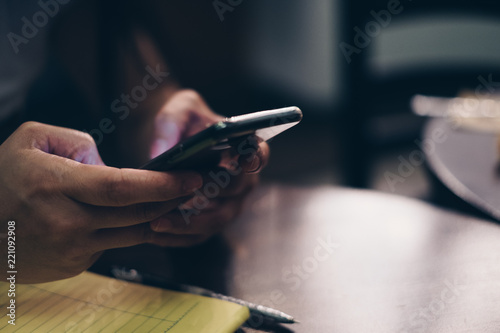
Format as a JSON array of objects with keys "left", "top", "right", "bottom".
[{"left": 0, "top": 90, "right": 269, "bottom": 284}]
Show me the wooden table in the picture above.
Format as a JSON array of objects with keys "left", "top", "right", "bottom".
[{"left": 92, "top": 185, "right": 500, "bottom": 332}]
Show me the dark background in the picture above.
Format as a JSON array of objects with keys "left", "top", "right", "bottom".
[{"left": 20, "top": 0, "right": 500, "bottom": 218}]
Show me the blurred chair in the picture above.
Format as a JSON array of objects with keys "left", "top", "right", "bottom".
[{"left": 339, "top": 0, "right": 500, "bottom": 188}]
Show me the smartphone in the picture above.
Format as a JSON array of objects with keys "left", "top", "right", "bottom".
[{"left": 140, "top": 106, "right": 302, "bottom": 171}]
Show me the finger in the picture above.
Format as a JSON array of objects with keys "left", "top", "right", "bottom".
[
  {"left": 149, "top": 196, "right": 244, "bottom": 235},
  {"left": 151, "top": 90, "right": 224, "bottom": 158},
  {"left": 21, "top": 123, "right": 204, "bottom": 207},
  {"left": 209, "top": 172, "right": 258, "bottom": 198},
  {"left": 18, "top": 121, "right": 105, "bottom": 165},
  {"left": 182, "top": 169, "right": 255, "bottom": 202},
  {"left": 151, "top": 110, "right": 188, "bottom": 158},
  {"left": 219, "top": 135, "right": 269, "bottom": 174},
  {"left": 186, "top": 170, "right": 256, "bottom": 203},
  {"left": 239, "top": 141, "right": 270, "bottom": 174},
  {"left": 168, "top": 89, "right": 223, "bottom": 127},
  {"left": 91, "top": 196, "right": 191, "bottom": 229},
  {"left": 42, "top": 127, "right": 106, "bottom": 166},
  {"left": 62, "top": 164, "right": 202, "bottom": 207},
  {"left": 92, "top": 223, "right": 208, "bottom": 249},
  {"left": 92, "top": 223, "right": 153, "bottom": 250}
]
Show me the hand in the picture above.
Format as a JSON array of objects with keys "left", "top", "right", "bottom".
[
  {"left": 148, "top": 89, "right": 270, "bottom": 245},
  {"left": 0, "top": 122, "right": 203, "bottom": 283}
]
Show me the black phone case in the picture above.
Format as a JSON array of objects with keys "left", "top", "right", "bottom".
[{"left": 140, "top": 107, "right": 302, "bottom": 171}]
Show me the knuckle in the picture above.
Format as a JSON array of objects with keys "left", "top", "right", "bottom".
[
  {"left": 179, "top": 89, "right": 202, "bottom": 102},
  {"left": 15, "top": 122, "right": 45, "bottom": 143},
  {"left": 68, "top": 131, "right": 99, "bottom": 159},
  {"left": 46, "top": 217, "right": 80, "bottom": 238},
  {"left": 177, "top": 89, "right": 206, "bottom": 109},
  {"left": 22, "top": 178, "right": 56, "bottom": 203},
  {"left": 102, "top": 170, "right": 129, "bottom": 206},
  {"left": 79, "top": 131, "right": 96, "bottom": 146},
  {"left": 18, "top": 121, "right": 43, "bottom": 134}
]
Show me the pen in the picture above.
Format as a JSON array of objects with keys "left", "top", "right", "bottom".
[{"left": 109, "top": 266, "right": 297, "bottom": 324}]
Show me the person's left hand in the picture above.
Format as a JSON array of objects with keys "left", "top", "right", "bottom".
[{"left": 148, "top": 89, "right": 270, "bottom": 246}]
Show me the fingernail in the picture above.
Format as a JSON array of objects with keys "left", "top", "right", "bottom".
[
  {"left": 247, "top": 154, "right": 261, "bottom": 173},
  {"left": 150, "top": 139, "right": 171, "bottom": 158},
  {"left": 150, "top": 220, "right": 161, "bottom": 232},
  {"left": 184, "top": 174, "right": 203, "bottom": 192}
]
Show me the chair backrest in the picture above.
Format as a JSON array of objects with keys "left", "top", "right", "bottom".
[{"left": 342, "top": 0, "right": 500, "bottom": 103}]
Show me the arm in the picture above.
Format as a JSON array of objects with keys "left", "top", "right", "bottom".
[{"left": 107, "top": 30, "right": 270, "bottom": 245}]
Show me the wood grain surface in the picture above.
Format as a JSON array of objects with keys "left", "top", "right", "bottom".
[{"left": 93, "top": 185, "right": 500, "bottom": 332}]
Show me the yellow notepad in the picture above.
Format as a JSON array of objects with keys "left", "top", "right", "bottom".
[{"left": 0, "top": 271, "right": 249, "bottom": 332}]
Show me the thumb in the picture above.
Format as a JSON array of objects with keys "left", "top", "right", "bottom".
[
  {"left": 150, "top": 89, "right": 224, "bottom": 159},
  {"left": 151, "top": 116, "right": 184, "bottom": 159},
  {"left": 23, "top": 122, "right": 105, "bottom": 166}
]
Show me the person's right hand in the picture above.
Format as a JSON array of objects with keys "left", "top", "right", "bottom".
[{"left": 0, "top": 122, "right": 203, "bottom": 283}]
